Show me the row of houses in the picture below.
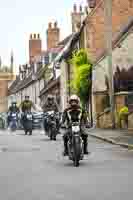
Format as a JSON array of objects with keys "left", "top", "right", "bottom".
[{"left": 8, "top": 0, "right": 133, "bottom": 128}]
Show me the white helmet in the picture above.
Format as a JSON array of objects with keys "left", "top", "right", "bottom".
[{"left": 69, "top": 95, "right": 79, "bottom": 104}]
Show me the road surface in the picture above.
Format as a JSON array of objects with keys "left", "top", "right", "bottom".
[{"left": 0, "top": 129, "right": 132, "bottom": 200}]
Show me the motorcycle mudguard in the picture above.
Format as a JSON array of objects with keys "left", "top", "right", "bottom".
[
  {"left": 23, "top": 121, "right": 32, "bottom": 131},
  {"left": 73, "top": 135, "right": 82, "bottom": 159}
]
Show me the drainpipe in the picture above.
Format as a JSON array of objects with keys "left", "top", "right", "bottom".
[{"left": 104, "top": 0, "right": 115, "bottom": 128}]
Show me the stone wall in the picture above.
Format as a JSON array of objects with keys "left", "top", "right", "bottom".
[
  {"left": 0, "top": 80, "right": 8, "bottom": 112},
  {"left": 95, "top": 92, "right": 133, "bottom": 129}
]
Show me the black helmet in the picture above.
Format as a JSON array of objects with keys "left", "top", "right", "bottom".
[{"left": 12, "top": 101, "right": 17, "bottom": 105}]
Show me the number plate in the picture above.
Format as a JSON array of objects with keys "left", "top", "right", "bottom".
[
  {"left": 72, "top": 126, "right": 80, "bottom": 132},
  {"left": 27, "top": 114, "right": 32, "bottom": 120},
  {"left": 34, "top": 119, "right": 39, "bottom": 123},
  {"left": 12, "top": 113, "right": 16, "bottom": 117}
]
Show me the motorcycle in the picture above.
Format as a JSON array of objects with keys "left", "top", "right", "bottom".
[
  {"left": 9, "top": 112, "right": 19, "bottom": 131},
  {"left": 67, "top": 111, "right": 84, "bottom": 167},
  {"left": 44, "top": 111, "right": 57, "bottom": 140},
  {"left": 22, "top": 111, "right": 33, "bottom": 135}
]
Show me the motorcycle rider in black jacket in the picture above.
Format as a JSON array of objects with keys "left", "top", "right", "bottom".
[
  {"left": 42, "top": 95, "right": 60, "bottom": 132},
  {"left": 61, "top": 95, "right": 89, "bottom": 156}
]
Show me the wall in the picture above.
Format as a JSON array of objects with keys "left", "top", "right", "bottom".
[
  {"left": 84, "top": 0, "right": 133, "bottom": 62},
  {"left": 0, "top": 80, "right": 8, "bottom": 112},
  {"left": 60, "top": 60, "right": 68, "bottom": 110},
  {"left": 93, "top": 31, "right": 133, "bottom": 93}
]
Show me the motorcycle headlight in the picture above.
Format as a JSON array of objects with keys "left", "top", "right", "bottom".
[{"left": 72, "top": 125, "right": 80, "bottom": 133}]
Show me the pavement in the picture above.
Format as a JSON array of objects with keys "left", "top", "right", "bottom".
[
  {"left": 87, "top": 128, "right": 133, "bottom": 149},
  {"left": 0, "top": 129, "right": 133, "bottom": 199}
]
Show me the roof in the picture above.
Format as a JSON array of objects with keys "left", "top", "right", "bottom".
[
  {"left": 54, "top": 22, "right": 85, "bottom": 64},
  {"left": 58, "top": 34, "right": 73, "bottom": 46},
  {"left": 39, "top": 77, "right": 60, "bottom": 97},
  {"left": 8, "top": 75, "right": 20, "bottom": 95}
]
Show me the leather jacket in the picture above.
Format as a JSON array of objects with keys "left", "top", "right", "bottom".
[
  {"left": 43, "top": 102, "right": 59, "bottom": 113},
  {"left": 62, "top": 105, "right": 87, "bottom": 128}
]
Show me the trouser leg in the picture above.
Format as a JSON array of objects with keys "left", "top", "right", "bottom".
[
  {"left": 82, "top": 134, "right": 88, "bottom": 154},
  {"left": 63, "top": 132, "right": 69, "bottom": 156}
]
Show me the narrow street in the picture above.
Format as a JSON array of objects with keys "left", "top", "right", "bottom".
[{"left": 0, "top": 130, "right": 132, "bottom": 200}]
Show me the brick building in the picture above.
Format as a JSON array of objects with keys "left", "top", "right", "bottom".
[
  {"left": 83, "top": 0, "right": 133, "bottom": 128},
  {"left": 8, "top": 21, "right": 62, "bottom": 107}
]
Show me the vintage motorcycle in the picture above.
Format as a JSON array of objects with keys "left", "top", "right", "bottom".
[
  {"left": 22, "top": 111, "right": 33, "bottom": 135},
  {"left": 67, "top": 111, "right": 84, "bottom": 167},
  {"left": 8, "top": 112, "right": 19, "bottom": 131},
  {"left": 44, "top": 111, "right": 57, "bottom": 140}
]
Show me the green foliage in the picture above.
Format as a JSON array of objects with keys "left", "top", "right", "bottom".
[
  {"left": 70, "top": 49, "right": 93, "bottom": 108},
  {"left": 118, "top": 106, "right": 129, "bottom": 119}
]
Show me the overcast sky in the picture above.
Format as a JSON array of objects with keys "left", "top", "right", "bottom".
[{"left": 0, "top": 0, "right": 86, "bottom": 69}]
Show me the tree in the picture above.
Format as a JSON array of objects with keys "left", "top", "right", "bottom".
[{"left": 70, "top": 49, "right": 93, "bottom": 110}]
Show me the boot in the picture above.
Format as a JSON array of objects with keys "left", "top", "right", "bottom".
[
  {"left": 63, "top": 136, "right": 68, "bottom": 156},
  {"left": 84, "top": 137, "right": 89, "bottom": 155},
  {"left": 63, "top": 143, "right": 68, "bottom": 156}
]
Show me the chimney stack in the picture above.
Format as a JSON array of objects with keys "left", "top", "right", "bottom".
[
  {"left": 29, "top": 33, "right": 42, "bottom": 64},
  {"left": 74, "top": 4, "right": 77, "bottom": 12},
  {"left": 71, "top": 4, "right": 84, "bottom": 33},
  {"left": 47, "top": 21, "right": 60, "bottom": 50}
]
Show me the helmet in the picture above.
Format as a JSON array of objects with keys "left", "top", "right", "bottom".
[
  {"left": 12, "top": 101, "right": 17, "bottom": 106},
  {"left": 47, "top": 95, "right": 54, "bottom": 100},
  {"left": 69, "top": 95, "right": 79, "bottom": 105},
  {"left": 12, "top": 101, "right": 17, "bottom": 105}
]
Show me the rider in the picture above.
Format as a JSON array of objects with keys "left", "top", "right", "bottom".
[
  {"left": 8, "top": 101, "right": 19, "bottom": 113},
  {"left": 42, "top": 95, "right": 59, "bottom": 132},
  {"left": 61, "top": 95, "right": 89, "bottom": 156},
  {"left": 19, "top": 96, "right": 36, "bottom": 125},
  {"left": 19, "top": 96, "right": 36, "bottom": 113},
  {"left": 7, "top": 102, "right": 20, "bottom": 126}
]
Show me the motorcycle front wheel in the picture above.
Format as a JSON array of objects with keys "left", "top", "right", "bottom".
[{"left": 73, "top": 136, "right": 81, "bottom": 167}]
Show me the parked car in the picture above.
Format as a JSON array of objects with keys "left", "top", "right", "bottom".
[{"left": 0, "top": 113, "right": 5, "bottom": 129}]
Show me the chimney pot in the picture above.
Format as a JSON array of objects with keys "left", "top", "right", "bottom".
[
  {"left": 85, "top": 6, "right": 88, "bottom": 14},
  {"left": 54, "top": 21, "right": 57, "bottom": 28},
  {"left": 87, "top": 0, "right": 96, "bottom": 8},
  {"left": 74, "top": 4, "right": 77, "bottom": 12},
  {"left": 80, "top": 5, "right": 82, "bottom": 12},
  {"left": 48, "top": 22, "right": 52, "bottom": 29}
]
